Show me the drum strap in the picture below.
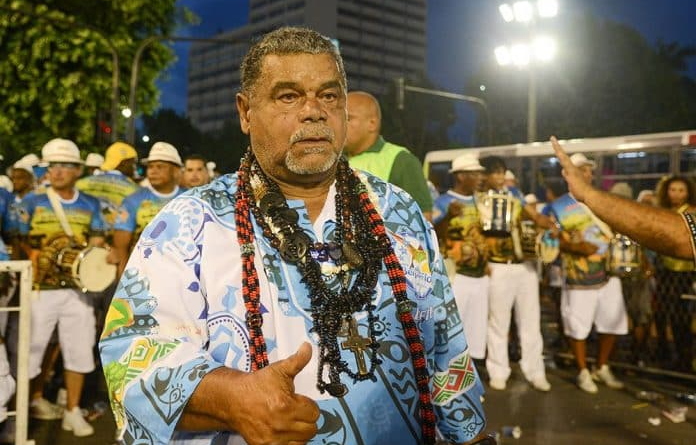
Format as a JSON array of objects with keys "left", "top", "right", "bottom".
[{"left": 46, "top": 187, "right": 75, "bottom": 238}]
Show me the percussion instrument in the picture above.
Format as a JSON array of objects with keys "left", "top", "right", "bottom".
[
  {"left": 536, "top": 230, "right": 560, "bottom": 264},
  {"left": 606, "top": 234, "right": 641, "bottom": 278},
  {"left": 37, "top": 234, "right": 116, "bottom": 292},
  {"left": 477, "top": 190, "right": 514, "bottom": 237},
  {"left": 519, "top": 220, "right": 538, "bottom": 260}
]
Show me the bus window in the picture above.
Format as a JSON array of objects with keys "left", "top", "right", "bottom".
[{"left": 680, "top": 147, "right": 696, "bottom": 179}]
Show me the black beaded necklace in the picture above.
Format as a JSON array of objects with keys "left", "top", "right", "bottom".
[
  {"left": 242, "top": 152, "right": 384, "bottom": 396},
  {"left": 234, "top": 150, "right": 437, "bottom": 443}
]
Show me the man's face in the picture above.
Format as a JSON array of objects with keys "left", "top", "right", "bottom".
[
  {"left": 146, "top": 161, "right": 178, "bottom": 189},
  {"left": 47, "top": 163, "right": 82, "bottom": 190},
  {"left": 455, "top": 171, "right": 481, "bottom": 193},
  {"left": 10, "top": 168, "right": 33, "bottom": 194},
  {"left": 345, "top": 94, "right": 375, "bottom": 156},
  {"left": 237, "top": 53, "right": 347, "bottom": 184},
  {"left": 485, "top": 168, "right": 506, "bottom": 190},
  {"left": 667, "top": 180, "right": 688, "bottom": 207},
  {"left": 182, "top": 159, "right": 210, "bottom": 188}
]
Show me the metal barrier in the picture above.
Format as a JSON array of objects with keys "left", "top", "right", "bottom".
[{"left": 0, "top": 261, "right": 35, "bottom": 445}]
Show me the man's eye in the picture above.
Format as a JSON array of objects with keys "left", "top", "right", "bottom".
[
  {"left": 278, "top": 93, "right": 298, "bottom": 103},
  {"left": 321, "top": 92, "right": 338, "bottom": 102}
]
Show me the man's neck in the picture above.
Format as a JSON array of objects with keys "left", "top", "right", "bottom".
[
  {"left": 349, "top": 134, "right": 379, "bottom": 157},
  {"left": 152, "top": 182, "right": 176, "bottom": 195},
  {"left": 452, "top": 185, "right": 475, "bottom": 196},
  {"left": 274, "top": 175, "right": 334, "bottom": 224},
  {"left": 53, "top": 187, "right": 76, "bottom": 200}
]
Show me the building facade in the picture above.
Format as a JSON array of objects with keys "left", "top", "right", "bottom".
[{"left": 188, "top": 0, "right": 426, "bottom": 133}]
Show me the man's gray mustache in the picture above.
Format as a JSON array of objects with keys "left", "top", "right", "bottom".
[{"left": 290, "top": 127, "right": 335, "bottom": 144}]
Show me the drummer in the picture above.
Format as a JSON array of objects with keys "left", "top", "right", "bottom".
[
  {"left": 17, "top": 139, "right": 106, "bottom": 437},
  {"left": 432, "top": 153, "right": 489, "bottom": 368},
  {"left": 547, "top": 153, "right": 627, "bottom": 393},
  {"left": 479, "top": 156, "right": 552, "bottom": 392}
]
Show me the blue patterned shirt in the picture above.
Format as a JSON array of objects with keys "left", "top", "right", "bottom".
[{"left": 99, "top": 172, "right": 486, "bottom": 445}]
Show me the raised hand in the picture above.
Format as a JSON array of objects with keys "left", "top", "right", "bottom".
[
  {"left": 550, "top": 136, "right": 593, "bottom": 202},
  {"left": 229, "top": 342, "right": 320, "bottom": 445}
]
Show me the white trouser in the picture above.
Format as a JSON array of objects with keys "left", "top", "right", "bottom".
[
  {"left": 561, "top": 277, "right": 628, "bottom": 339},
  {"left": 29, "top": 288, "right": 96, "bottom": 378},
  {"left": 451, "top": 274, "right": 489, "bottom": 359},
  {"left": 486, "top": 262, "right": 546, "bottom": 382}
]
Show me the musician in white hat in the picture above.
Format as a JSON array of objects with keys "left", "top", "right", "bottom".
[
  {"left": 16, "top": 138, "right": 106, "bottom": 436},
  {"left": 84, "top": 152, "right": 105, "bottom": 176},
  {"left": 432, "top": 153, "right": 490, "bottom": 368},
  {"left": 111, "top": 141, "right": 185, "bottom": 276},
  {"left": 547, "top": 151, "right": 627, "bottom": 394}
]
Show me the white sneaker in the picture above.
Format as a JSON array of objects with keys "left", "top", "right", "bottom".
[
  {"left": 531, "top": 376, "right": 551, "bottom": 392},
  {"left": 489, "top": 379, "right": 507, "bottom": 390},
  {"left": 62, "top": 407, "right": 94, "bottom": 437},
  {"left": 30, "top": 397, "right": 64, "bottom": 420},
  {"left": 592, "top": 364, "right": 624, "bottom": 389},
  {"left": 577, "top": 368, "right": 598, "bottom": 393}
]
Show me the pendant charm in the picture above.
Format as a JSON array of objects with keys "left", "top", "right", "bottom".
[
  {"left": 327, "top": 242, "right": 343, "bottom": 260},
  {"left": 342, "top": 242, "right": 364, "bottom": 268},
  {"left": 279, "top": 232, "right": 310, "bottom": 263},
  {"left": 340, "top": 317, "right": 373, "bottom": 376},
  {"left": 326, "top": 382, "right": 348, "bottom": 398},
  {"left": 278, "top": 207, "right": 299, "bottom": 224},
  {"left": 259, "top": 192, "right": 285, "bottom": 214}
]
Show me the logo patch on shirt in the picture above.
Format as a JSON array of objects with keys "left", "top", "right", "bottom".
[{"left": 391, "top": 228, "right": 432, "bottom": 299}]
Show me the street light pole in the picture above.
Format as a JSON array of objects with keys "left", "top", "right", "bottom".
[
  {"left": 0, "top": 5, "right": 120, "bottom": 142},
  {"left": 395, "top": 78, "right": 493, "bottom": 145},
  {"left": 126, "top": 36, "right": 248, "bottom": 144},
  {"left": 527, "top": 68, "right": 537, "bottom": 143}
]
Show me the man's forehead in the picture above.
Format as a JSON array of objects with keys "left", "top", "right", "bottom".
[{"left": 259, "top": 53, "right": 342, "bottom": 83}]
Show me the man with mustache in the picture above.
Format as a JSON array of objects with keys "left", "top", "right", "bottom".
[
  {"left": 345, "top": 91, "right": 434, "bottom": 219},
  {"left": 100, "top": 27, "right": 491, "bottom": 445}
]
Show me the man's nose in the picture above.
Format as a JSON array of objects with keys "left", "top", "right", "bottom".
[{"left": 300, "top": 96, "right": 327, "bottom": 122}]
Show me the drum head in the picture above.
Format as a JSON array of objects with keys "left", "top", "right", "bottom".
[{"left": 75, "top": 247, "right": 117, "bottom": 292}]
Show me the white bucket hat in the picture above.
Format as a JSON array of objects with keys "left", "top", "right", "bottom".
[
  {"left": 142, "top": 142, "right": 182, "bottom": 167},
  {"left": 569, "top": 153, "right": 596, "bottom": 169},
  {"left": 85, "top": 153, "right": 105, "bottom": 168},
  {"left": 41, "top": 138, "right": 83, "bottom": 164},
  {"left": 449, "top": 153, "right": 485, "bottom": 173}
]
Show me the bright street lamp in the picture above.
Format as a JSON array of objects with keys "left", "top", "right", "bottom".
[
  {"left": 121, "top": 107, "right": 132, "bottom": 118},
  {"left": 532, "top": 36, "right": 556, "bottom": 61},
  {"left": 499, "top": 4, "right": 514, "bottom": 22},
  {"left": 512, "top": 1, "right": 534, "bottom": 23},
  {"left": 511, "top": 44, "right": 531, "bottom": 66},
  {"left": 495, "top": 46, "right": 512, "bottom": 66},
  {"left": 537, "top": 0, "right": 559, "bottom": 18},
  {"left": 142, "top": 135, "right": 150, "bottom": 143}
]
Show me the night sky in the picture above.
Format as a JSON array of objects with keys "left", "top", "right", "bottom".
[{"left": 159, "top": 0, "right": 696, "bottom": 141}]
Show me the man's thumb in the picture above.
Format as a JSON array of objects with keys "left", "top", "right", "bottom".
[{"left": 277, "top": 342, "right": 313, "bottom": 379}]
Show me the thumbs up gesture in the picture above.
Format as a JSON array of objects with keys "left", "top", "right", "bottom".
[{"left": 230, "top": 342, "right": 320, "bottom": 445}]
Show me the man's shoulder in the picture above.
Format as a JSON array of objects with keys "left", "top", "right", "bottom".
[{"left": 179, "top": 174, "right": 237, "bottom": 207}]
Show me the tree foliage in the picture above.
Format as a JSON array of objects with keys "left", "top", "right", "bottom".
[
  {"left": 0, "top": 0, "right": 194, "bottom": 161},
  {"left": 466, "top": 14, "right": 696, "bottom": 144}
]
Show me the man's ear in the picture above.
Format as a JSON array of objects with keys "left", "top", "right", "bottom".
[{"left": 236, "top": 93, "right": 251, "bottom": 135}]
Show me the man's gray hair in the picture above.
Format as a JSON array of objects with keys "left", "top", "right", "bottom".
[{"left": 240, "top": 27, "right": 347, "bottom": 95}]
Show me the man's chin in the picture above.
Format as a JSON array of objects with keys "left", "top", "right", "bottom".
[{"left": 286, "top": 152, "right": 338, "bottom": 176}]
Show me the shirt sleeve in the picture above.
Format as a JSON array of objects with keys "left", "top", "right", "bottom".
[
  {"left": 99, "top": 196, "right": 223, "bottom": 444},
  {"left": 431, "top": 195, "right": 448, "bottom": 225},
  {"left": 389, "top": 151, "right": 434, "bottom": 213},
  {"left": 113, "top": 194, "right": 138, "bottom": 232},
  {"left": 17, "top": 195, "right": 35, "bottom": 236}
]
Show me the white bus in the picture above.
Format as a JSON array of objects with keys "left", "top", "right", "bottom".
[{"left": 423, "top": 130, "right": 696, "bottom": 199}]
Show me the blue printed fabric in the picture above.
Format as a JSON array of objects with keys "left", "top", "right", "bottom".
[
  {"left": 113, "top": 186, "right": 185, "bottom": 242},
  {"left": 99, "top": 172, "right": 486, "bottom": 445}
]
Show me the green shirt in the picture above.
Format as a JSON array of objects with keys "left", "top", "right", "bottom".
[{"left": 348, "top": 136, "right": 433, "bottom": 213}]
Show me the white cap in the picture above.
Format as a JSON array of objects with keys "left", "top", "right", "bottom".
[
  {"left": 569, "top": 153, "right": 596, "bottom": 169},
  {"left": 449, "top": 153, "right": 484, "bottom": 173},
  {"left": 41, "top": 138, "right": 83, "bottom": 164},
  {"left": 504, "top": 169, "right": 516, "bottom": 180},
  {"left": 85, "top": 153, "right": 105, "bottom": 168},
  {"left": 143, "top": 142, "right": 182, "bottom": 167},
  {"left": 13, "top": 157, "right": 37, "bottom": 176},
  {"left": 0, "top": 175, "right": 12, "bottom": 193}
]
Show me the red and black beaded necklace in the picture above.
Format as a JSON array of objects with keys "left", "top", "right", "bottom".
[{"left": 234, "top": 150, "right": 436, "bottom": 444}]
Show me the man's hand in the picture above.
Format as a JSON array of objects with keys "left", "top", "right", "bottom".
[
  {"left": 550, "top": 136, "right": 593, "bottom": 202},
  {"left": 229, "top": 342, "right": 320, "bottom": 445}
]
